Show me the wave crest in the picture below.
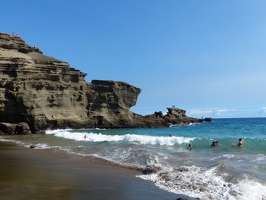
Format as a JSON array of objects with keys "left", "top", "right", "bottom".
[{"left": 45, "top": 129, "right": 195, "bottom": 146}]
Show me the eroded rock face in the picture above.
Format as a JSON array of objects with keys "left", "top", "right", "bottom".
[
  {"left": 163, "top": 108, "right": 201, "bottom": 125},
  {"left": 0, "top": 32, "right": 208, "bottom": 134},
  {"left": 0, "top": 33, "right": 141, "bottom": 132}
]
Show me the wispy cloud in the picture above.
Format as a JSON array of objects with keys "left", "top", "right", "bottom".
[
  {"left": 258, "top": 107, "right": 266, "bottom": 115},
  {"left": 186, "top": 107, "right": 266, "bottom": 118},
  {"left": 187, "top": 108, "right": 236, "bottom": 118}
]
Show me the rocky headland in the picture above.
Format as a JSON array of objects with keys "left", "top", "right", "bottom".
[{"left": 0, "top": 33, "right": 210, "bottom": 135}]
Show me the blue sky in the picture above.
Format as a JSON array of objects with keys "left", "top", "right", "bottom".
[{"left": 1, "top": 0, "right": 266, "bottom": 118}]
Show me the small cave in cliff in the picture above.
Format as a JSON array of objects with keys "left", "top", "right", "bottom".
[{"left": 97, "top": 116, "right": 103, "bottom": 127}]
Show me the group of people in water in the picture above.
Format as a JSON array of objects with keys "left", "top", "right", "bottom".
[
  {"left": 187, "top": 138, "right": 244, "bottom": 150},
  {"left": 83, "top": 133, "right": 244, "bottom": 150}
]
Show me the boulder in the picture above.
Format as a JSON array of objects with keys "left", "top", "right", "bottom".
[
  {"left": 15, "top": 122, "right": 31, "bottom": 135},
  {"left": 0, "top": 123, "right": 15, "bottom": 135},
  {"left": 0, "top": 122, "right": 30, "bottom": 135}
]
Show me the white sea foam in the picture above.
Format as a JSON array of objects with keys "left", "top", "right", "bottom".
[
  {"left": 137, "top": 165, "right": 266, "bottom": 200},
  {"left": 209, "top": 154, "right": 238, "bottom": 161},
  {"left": 233, "top": 179, "right": 266, "bottom": 200},
  {"left": 0, "top": 137, "right": 28, "bottom": 146},
  {"left": 46, "top": 129, "right": 73, "bottom": 135},
  {"left": 0, "top": 136, "right": 61, "bottom": 151},
  {"left": 252, "top": 154, "right": 266, "bottom": 162},
  {"left": 188, "top": 122, "right": 201, "bottom": 126},
  {"left": 124, "top": 134, "right": 194, "bottom": 145},
  {"left": 0, "top": 137, "right": 17, "bottom": 143},
  {"left": 45, "top": 129, "right": 195, "bottom": 146},
  {"left": 28, "top": 143, "right": 61, "bottom": 150},
  {"left": 95, "top": 128, "right": 106, "bottom": 130},
  {"left": 169, "top": 122, "right": 200, "bottom": 127}
]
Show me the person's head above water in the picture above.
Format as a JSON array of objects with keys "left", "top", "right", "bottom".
[{"left": 238, "top": 138, "right": 243, "bottom": 147}]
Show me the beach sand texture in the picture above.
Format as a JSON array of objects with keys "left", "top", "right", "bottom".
[{"left": 0, "top": 142, "right": 194, "bottom": 200}]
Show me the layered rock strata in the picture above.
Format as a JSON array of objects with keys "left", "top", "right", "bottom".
[{"left": 0, "top": 33, "right": 208, "bottom": 134}]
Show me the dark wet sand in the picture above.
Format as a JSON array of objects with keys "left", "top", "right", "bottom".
[{"left": 0, "top": 141, "right": 196, "bottom": 200}]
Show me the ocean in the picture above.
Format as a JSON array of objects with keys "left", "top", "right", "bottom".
[{"left": 1, "top": 118, "right": 266, "bottom": 200}]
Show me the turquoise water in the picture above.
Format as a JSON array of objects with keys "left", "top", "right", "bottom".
[{"left": 1, "top": 118, "right": 266, "bottom": 199}]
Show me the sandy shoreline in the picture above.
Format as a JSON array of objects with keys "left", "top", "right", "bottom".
[{"left": 0, "top": 141, "right": 196, "bottom": 200}]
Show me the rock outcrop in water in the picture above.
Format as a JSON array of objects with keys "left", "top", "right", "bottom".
[{"left": 0, "top": 33, "right": 208, "bottom": 134}]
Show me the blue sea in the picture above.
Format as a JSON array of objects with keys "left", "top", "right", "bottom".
[{"left": 1, "top": 118, "right": 266, "bottom": 199}]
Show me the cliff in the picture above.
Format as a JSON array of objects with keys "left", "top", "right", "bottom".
[{"left": 0, "top": 33, "right": 206, "bottom": 134}]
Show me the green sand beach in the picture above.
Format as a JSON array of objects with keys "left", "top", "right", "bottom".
[{"left": 0, "top": 141, "right": 194, "bottom": 200}]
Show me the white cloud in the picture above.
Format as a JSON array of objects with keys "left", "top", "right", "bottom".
[
  {"left": 187, "top": 108, "right": 240, "bottom": 118},
  {"left": 258, "top": 107, "right": 266, "bottom": 115}
]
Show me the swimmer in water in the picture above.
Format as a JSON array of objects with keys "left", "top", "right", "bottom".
[
  {"left": 187, "top": 143, "right": 193, "bottom": 150},
  {"left": 237, "top": 138, "right": 243, "bottom": 147},
  {"left": 84, "top": 134, "right": 87, "bottom": 139},
  {"left": 211, "top": 141, "right": 218, "bottom": 147}
]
